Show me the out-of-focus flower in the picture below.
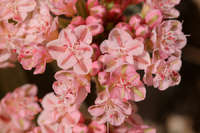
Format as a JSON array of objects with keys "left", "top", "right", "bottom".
[
  {"left": 0, "top": 84, "right": 41, "bottom": 132},
  {"left": 0, "top": 0, "right": 36, "bottom": 22}
]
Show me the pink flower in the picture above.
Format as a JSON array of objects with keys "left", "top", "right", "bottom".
[
  {"left": 0, "top": 84, "right": 41, "bottom": 132},
  {"left": 100, "top": 28, "right": 144, "bottom": 72},
  {"left": 47, "top": 25, "right": 93, "bottom": 74},
  {"left": 18, "top": 44, "right": 52, "bottom": 74},
  {"left": 47, "top": 0, "right": 77, "bottom": 17},
  {"left": 146, "top": 0, "right": 181, "bottom": 18},
  {"left": 144, "top": 54, "right": 182, "bottom": 90},
  {"left": 24, "top": 1, "right": 59, "bottom": 44},
  {"left": 0, "top": 0, "right": 36, "bottom": 22},
  {"left": 38, "top": 93, "right": 82, "bottom": 127},
  {"left": 99, "top": 65, "right": 146, "bottom": 102},
  {"left": 88, "top": 91, "right": 132, "bottom": 126},
  {"left": 53, "top": 70, "right": 90, "bottom": 107},
  {"left": 151, "top": 20, "right": 186, "bottom": 58},
  {"left": 38, "top": 92, "right": 85, "bottom": 133}
]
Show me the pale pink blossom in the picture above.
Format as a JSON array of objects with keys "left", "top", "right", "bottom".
[
  {"left": 0, "top": 21, "right": 25, "bottom": 67},
  {"left": 53, "top": 70, "right": 90, "bottom": 107},
  {"left": 18, "top": 44, "right": 52, "bottom": 74},
  {"left": 38, "top": 92, "right": 85, "bottom": 133},
  {"left": 47, "top": 25, "right": 93, "bottom": 74},
  {"left": 0, "top": 0, "right": 36, "bottom": 22},
  {"left": 151, "top": 20, "right": 186, "bottom": 58},
  {"left": 144, "top": 54, "right": 182, "bottom": 90},
  {"left": 100, "top": 28, "right": 144, "bottom": 72},
  {"left": 133, "top": 51, "right": 151, "bottom": 70},
  {"left": 88, "top": 91, "right": 132, "bottom": 126},
  {"left": 38, "top": 93, "right": 72, "bottom": 125},
  {"left": 98, "top": 65, "right": 146, "bottom": 101},
  {"left": 146, "top": 0, "right": 181, "bottom": 18},
  {"left": 24, "top": 1, "right": 59, "bottom": 44}
]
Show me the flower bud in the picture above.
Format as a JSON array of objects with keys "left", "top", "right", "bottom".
[
  {"left": 86, "top": 16, "right": 103, "bottom": 25},
  {"left": 145, "top": 9, "right": 162, "bottom": 28},
  {"left": 71, "top": 16, "right": 85, "bottom": 26},
  {"left": 90, "top": 5, "right": 106, "bottom": 18},
  {"left": 135, "top": 24, "right": 149, "bottom": 37},
  {"left": 129, "top": 15, "right": 142, "bottom": 30},
  {"left": 90, "top": 61, "right": 102, "bottom": 76}
]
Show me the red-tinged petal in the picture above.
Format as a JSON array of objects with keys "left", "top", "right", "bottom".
[
  {"left": 47, "top": 40, "right": 66, "bottom": 59},
  {"left": 74, "top": 25, "right": 92, "bottom": 44},
  {"left": 57, "top": 50, "right": 77, "bottom": 70},
  {"left": 126, "top": 39, "right": 144, "bottom": 56},
  {"left": 41, "top": 93, "right": 59, "bottom": 110},
  {"left": 73, "top": 58, "right": 92, "bottom": 74},
  {"left": 75, "top": 87, "right": 88, "bottom": 107},
  {"left": 59, "top": 27, "right": 77, "bottom": 47},
  {"left": 107, "top": 109, "right": 126, "bottom": 126},
  {"left": 87, "top": 23, "right": 104, "bottom": 36},
  {"left": 108, "top": 28, "right": 133, "bottom": 47},
  {"left": 54, "top": 70, "right": 74, "bottom": 81},
  {"left": 132, "top": 85, "right": 146, "bottom": 102},
  {"left": 100, "top": 55, "right": 124, "bottom": 72},
  {"left": 0, "top": 7, "right": 13, "bottom": 21},
  {"left": 134, "top": 52, "right": 151, "bottom": 70},
  {"left": 88, "top": 104, "right": 105, "bottom": 117},
  {"left": 153, "top": 76, "right": 170, "bottom": 91},
  {"left": 100, "top": 40, "right": 119, "bottom": 55},
  {"left": 112, "top": 99, "right": 132, "bottom": 115},
  {"left": 34, "top": 61, "right": 46, "bottom": 75},
  {"left": 77, "top": 43, "right": 93, "bottom": 59},
  {"left": 63, "top": 111, "right": 81, "bottom": 125},
  {"left": 168, "top": 56, "right": 182, "bottom": 71},
  {"left": 95, "top": 91, "right": 109, "bottom": 104}
]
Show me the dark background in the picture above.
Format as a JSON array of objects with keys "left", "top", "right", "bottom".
[{"left": 0, "top": 0, "right": 200, "bottom": 132}]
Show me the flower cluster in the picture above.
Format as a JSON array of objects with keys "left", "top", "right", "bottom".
[
  {"left": 0, "top": 84, "right": 41, "bottom": 133},
  {"left": 0, "top": 0, "right": 186, "bottom": 132}
]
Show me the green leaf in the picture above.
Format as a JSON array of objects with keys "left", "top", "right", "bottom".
[{"left": 76, "top": 0, "right": 88, "bottom": 19}]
